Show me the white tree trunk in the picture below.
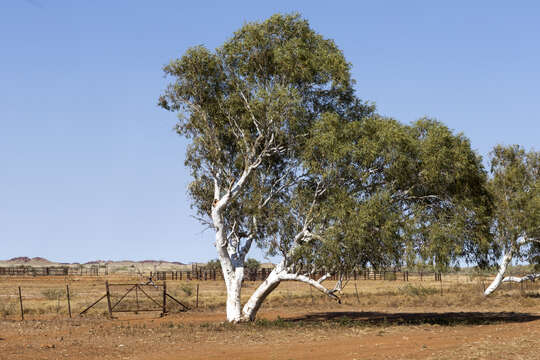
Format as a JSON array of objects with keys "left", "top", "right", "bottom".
[
  {"left": 210, "top": 177, "right": 339, "bottom": 322},
  {"left": 223, "top": 266, "right": 244, "bottom": 322},
  {"left": 213, "top": 210, "right": 244, "bottom": 322},
  {"left": 211, "top": 178, "right": 251, "bottom": 322},
  {"left": 242, "top": 266, "right": 282, "bottom": 321},
  {"left": 241, "top": 256, "right": 342, "bottom": 321},
  {"left": 484, "top": 248, "right": 514, "bottom": 296},
  {"left": 484, "top": 237, "right": 527, "bottom": 296}
]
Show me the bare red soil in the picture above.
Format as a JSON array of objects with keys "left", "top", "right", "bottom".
[{"left": 2, "top": 308, "right": 540, "bottom": 360}]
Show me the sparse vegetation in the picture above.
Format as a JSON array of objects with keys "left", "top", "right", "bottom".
[
  {"left": 1, "top": 274, "right": 540, "bottom": 359},
  {"left": 41, "top": 288, "right": 64, "bottom": 300},
  {"left": 180, "top": 283, "right": 194, "bottom": 297},
  {"left": 398, "top": 284, "right": 439, "bottom": 297}
]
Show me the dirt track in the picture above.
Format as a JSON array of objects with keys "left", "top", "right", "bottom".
[
  {"left": 2, "top": 276, "right": 540, "bottom": 359},
  {"left": 2, "top": 308, "right": 540, "bottom": 360}
]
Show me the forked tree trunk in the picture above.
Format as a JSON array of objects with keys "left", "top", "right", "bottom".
[{"left": 212, "top": 194, "right": 246, "bottom": 322}]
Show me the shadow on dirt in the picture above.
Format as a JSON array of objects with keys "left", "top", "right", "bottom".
[{"left": 285, "top": 311, "right": 540, "bottom": 326}]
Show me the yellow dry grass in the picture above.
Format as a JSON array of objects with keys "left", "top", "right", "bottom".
[{"left": 1, "top": 273, "right": 539, "bottom": 319}]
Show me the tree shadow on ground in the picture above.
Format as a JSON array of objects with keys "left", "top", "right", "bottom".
[{"left": 285, "top": 311, "right": 540, "bottom": 326}]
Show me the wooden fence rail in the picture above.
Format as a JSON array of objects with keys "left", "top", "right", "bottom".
[
  {"left": 79, "top": 281, "right": 189, "bottom": 318},
  {"left": 0, "top": 266, "right": 99, "bottom": 276},
  {"left": 148, "top": 269, "right": 445, "bottom": 282},
  {"left": 0, "top": 266, "right": 450, "bottom": 283}
]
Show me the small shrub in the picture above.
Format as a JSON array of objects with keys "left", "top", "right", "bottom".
[
  {"left": 180, "top": 284, "right": 194, "bottom": 297},
  {"left": 0, "top": 301, "right": 16, "bottom": 317},
  {"left": 385, "top": 272, "right": 397, "bottom": 281},
  {"left": 42, "top": 289, "right": 64, "bottom": 300},
  {"left": 399, "top": 284, "right": 438, "bottom": 296}
]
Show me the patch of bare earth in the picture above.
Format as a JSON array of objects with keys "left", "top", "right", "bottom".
[
  {"left": 2, "top": 275, "right": 540, "bottom": 359},
  {"left": 2, "top": 308, "right": 540, "bottom": 360}
]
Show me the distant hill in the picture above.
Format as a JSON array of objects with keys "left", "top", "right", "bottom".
[
  {"left": 5, "top": 256, "right": 55, "bottom": 265},
  {"left": 0, "top": 257, "right": 190, "bottom": 272},
  {"left": 0, "top": 257, "right": 272, "bottom": 274}
]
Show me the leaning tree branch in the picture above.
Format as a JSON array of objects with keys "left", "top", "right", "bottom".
[
  {"left": 278, "top": 272, "right": 341, "bottom": 303},
  {"left": 484, "top": 237, "right": 528, "bottom": 296},
  {"left": 317, "top": 272, "right": 332, "bottom": 283},
  {"left": 502, "top": 274, "right": 540, "bottom": 283}
]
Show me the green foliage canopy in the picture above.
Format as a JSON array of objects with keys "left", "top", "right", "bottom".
[
  {"left": 159, "top": 13, "right": 493, "bottom": 278},
  {"left": 285, "top": 115, "right": 492, "bottom": 273},
  {"left": 488, "top": 145, "right": 540, "bottom": 264},
  {"left": 159, "top": 13, "right": 373, "bottom": 261}
]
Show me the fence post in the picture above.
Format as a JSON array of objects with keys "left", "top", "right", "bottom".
[
  {"left": 162, "top": 281, "right": 167, "bottom": 315},
  {"left": 135, "top": 284, "right": 140, "bottom": 314},
  {"left": 105, "top": 281, "right": 113, "bottom": 318},
  {"left": 18, "top": 286, "right": 24, "bottom": 321},
  {"left": 196, "top": 283, "right": 199, "bottom": 308},
  {"left": 66, "top": 285, "right": 72, "bottom": 318}
]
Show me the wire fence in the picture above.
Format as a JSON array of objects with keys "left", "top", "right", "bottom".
[
  {"left": 0, "top": 266, "right": 514, "bottom": 284},
  {"left": 2, "top": 268, "right": 539, "bottom": 322}
]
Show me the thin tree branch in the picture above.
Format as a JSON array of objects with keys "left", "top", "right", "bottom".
[{"left": 278, "top": 272, "right": 341, "bottom": 303}]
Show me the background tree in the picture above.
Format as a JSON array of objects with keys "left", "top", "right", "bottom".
[
  {"left": 484, "top": 145, "right": 540, "bottom": 295},
  {"left": 205, "top": 259, "right": 221, "bottom": 272},
  {"left": 244, "top": 258, "right": 261, "bottom": 272},
  {"left": 282, "top": 115, "right": 492, "bottom": 281}
]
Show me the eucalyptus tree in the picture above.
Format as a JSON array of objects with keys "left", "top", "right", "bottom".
[
  {"left": 292, "top": 115, "right": 492, "bottom": 280},
  {"left": 159, "top": 14, "right": 371, "bottom": 321},
  {"left": 159, "top": 13, "right": 491, "bottom": 322},
  {"left": 484, "top": 145, "right": 540, "bottom": 295}
]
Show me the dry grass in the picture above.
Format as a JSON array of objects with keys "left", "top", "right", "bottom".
[
  {"left": 2, "top": 274, "right": 540, "bottom": 359},
  {"left": 1, "top": 273, "right": 539, "bottom": 319}
]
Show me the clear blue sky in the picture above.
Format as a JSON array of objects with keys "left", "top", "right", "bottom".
[{"left": 1, "top": 1, "right": 538, "bottom": 263}]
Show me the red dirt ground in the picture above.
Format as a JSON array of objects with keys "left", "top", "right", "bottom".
[{"left": 2, "top": 308, "right": 540, "bottom": 360}]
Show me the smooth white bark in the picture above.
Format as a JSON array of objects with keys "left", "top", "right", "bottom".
[
  {"left": 484, "top": 237, "right": 527, "bottom": 296},
  {"left": 278, "top": 273, "right": 342, "bottom": 302},
  {"left": 502, "top": 273, "right": 540, "bottom": 283},
  {"left": 241, "top": 267, "right": 281, "bottom": 321},
  {"left": 484, "top": 247, "right": 515, "bottom": 296},
  {"left": 241, "top": 254, "right": 342, "bottom": 321},
  {"left": 224, "top": 267, "right": 244, "bottom": 322},
  {"left": 212, "top": 179, "right": 243, "bottom": 322},
  {"left": 210, "top": 157, "right": 333, "bottom": 321}
]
